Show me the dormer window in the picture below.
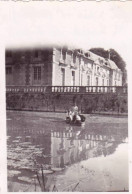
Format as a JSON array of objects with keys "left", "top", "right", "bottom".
[
  {"left": 85, "top": 53, "right": 88, "bottom": 57},
  {"left": 77, "top": 49, "right": 83, "bottom": 55},
  {"left": 105, "top": 62, "right": 108, "bottom": 66},
  {"left": 85, "top": 52, "right": 90, "bottom": 58},
  {"left": 73, "top": 54, "right": 76, "bottom": 63},
  {"left": 62, "top": 49, "right": 66, "bottom": 61}
]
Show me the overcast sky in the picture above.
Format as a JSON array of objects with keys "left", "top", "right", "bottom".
[{"left": 0, "top": 2, "right": 132, "bottom": 69}]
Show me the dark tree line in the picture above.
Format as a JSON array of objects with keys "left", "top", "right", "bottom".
[{"left": 89, "top": 48, "right": 127, "bottom": 85}]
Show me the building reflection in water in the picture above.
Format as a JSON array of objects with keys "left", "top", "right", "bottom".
[
  {"left": 7, "top": 112, "right": 128, "bottom": 192},
  {"left": 7, "top": 123, "right": 128, "bottom": 169},
  {"left": 51, "top": 125, "right": 127, "bottom": 169}
]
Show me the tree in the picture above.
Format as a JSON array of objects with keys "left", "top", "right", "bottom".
[{"left": 89, "top": 48, "right": 127, "bottom": 85}]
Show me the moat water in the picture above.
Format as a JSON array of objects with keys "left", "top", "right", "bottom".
[{"left": 7, "top": 111, "right": 129, "bottom": 192}]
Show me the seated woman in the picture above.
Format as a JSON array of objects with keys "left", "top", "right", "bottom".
[
  {"left": 66, "top": 105, "right": 85, "bottom": 124},
  {"left": 71, "top": 105, "right": 81, "bottom": 123}
]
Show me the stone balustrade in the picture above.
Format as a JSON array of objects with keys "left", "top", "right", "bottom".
[{"left": 6, "top": 85, "right": 127, "bottom": 94}]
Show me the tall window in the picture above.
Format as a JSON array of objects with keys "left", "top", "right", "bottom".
[
  {"left": 102, "top": 79, "right": 104, "bottom": 86},
  {"left": 96, "top": 77, "right": 98, "bottom": 86},
  {"left": 34, "top": 66, "right": 41, "bottom": 80},
  {"left": 6, "top": 67, "right": 12, "bottom": 74},
  {"left": 115, "top": 72, "right": 117, "bottom": 80},
  {"left": 87, "top": 75, "right": 90, "bottom": 86},
  {"left": 71, "top": 71, "right": 75, "bottom": 86},
  {"left": 81, "top": 73, "right": 83, "bottom": 86},
  {"left": 61, "top": 68, "right": 65, "bottom": 86},
  {"left": 107, "top": 80, "right": 109, "bottom": 86}
]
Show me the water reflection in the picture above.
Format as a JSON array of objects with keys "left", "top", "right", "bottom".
[
  {"left": 51, "top": 126, "right": 127, "bottom": 169},
  {"left": 7, "top": 124, "right": 127, "bottom": 170},
  {"left": 7, "top": 113, "right": 128, "bottom": 192}
]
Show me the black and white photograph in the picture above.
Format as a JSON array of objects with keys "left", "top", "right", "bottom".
[{"left": 0, "top": 1, "right": 132, "bottom": 193}]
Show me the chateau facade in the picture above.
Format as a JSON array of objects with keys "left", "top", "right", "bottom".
[{"left": 6, "top": 46, "right": 122, "bottom": 87}]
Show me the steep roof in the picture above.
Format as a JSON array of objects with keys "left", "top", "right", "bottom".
[
  {"left": 85, "top": 50, "right": 119, "bottom": 70},
  {"left": 107, "top": 59, "right": 119, "bottom": 70},
  {"left": 63, "top": 46, "right": 120, "bottom": 71}
]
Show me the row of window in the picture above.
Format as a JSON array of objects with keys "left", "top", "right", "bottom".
[
  {"left": 61, "top": 68, "right": 109, "bottom": 86},
  {"left": 6, "top": 66, "right": 41, "bottom": 81},
  {"left": 61, "top": 50, "right": 110, "bottom": 72},
  {"left": 95, "top": 77, "right": 109, "bottom": 86},
  {"left": 60, "top": 53, "right": 111, "bottom": 76},
  {"left": 6, "top": 66, "right": 118, "bottom": 86},
  {"left": 61, "top": 49, "right": 93, "bottom": 64}
]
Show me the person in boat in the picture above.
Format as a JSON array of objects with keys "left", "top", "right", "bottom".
[
  {"left": 71, "top": 104, "right": 81, "bottom": 123},
  {"left": 66, "top": 104, "right": 85, "bottom": 124}
]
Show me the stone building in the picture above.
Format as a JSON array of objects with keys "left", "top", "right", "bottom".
[{"left": 6, "top": 46, "right": 123, "bottom": 87}]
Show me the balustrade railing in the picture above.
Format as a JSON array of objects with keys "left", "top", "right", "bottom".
[
  {"left": 6, "top": 85, "right": 127, "bottom": 94},
  {"left": 6, "top": 86, "right": 47, "bottom": 93},
  {"left": 52, "top": 86, "right": 80, "bottom": 93}
]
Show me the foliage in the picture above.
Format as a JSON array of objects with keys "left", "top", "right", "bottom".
[
  {"left": 82, "top": 94, "right": 127, "bottom": 114},
  {"left": 6, "top": 93, "right": 128, "bottom": 114}
]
